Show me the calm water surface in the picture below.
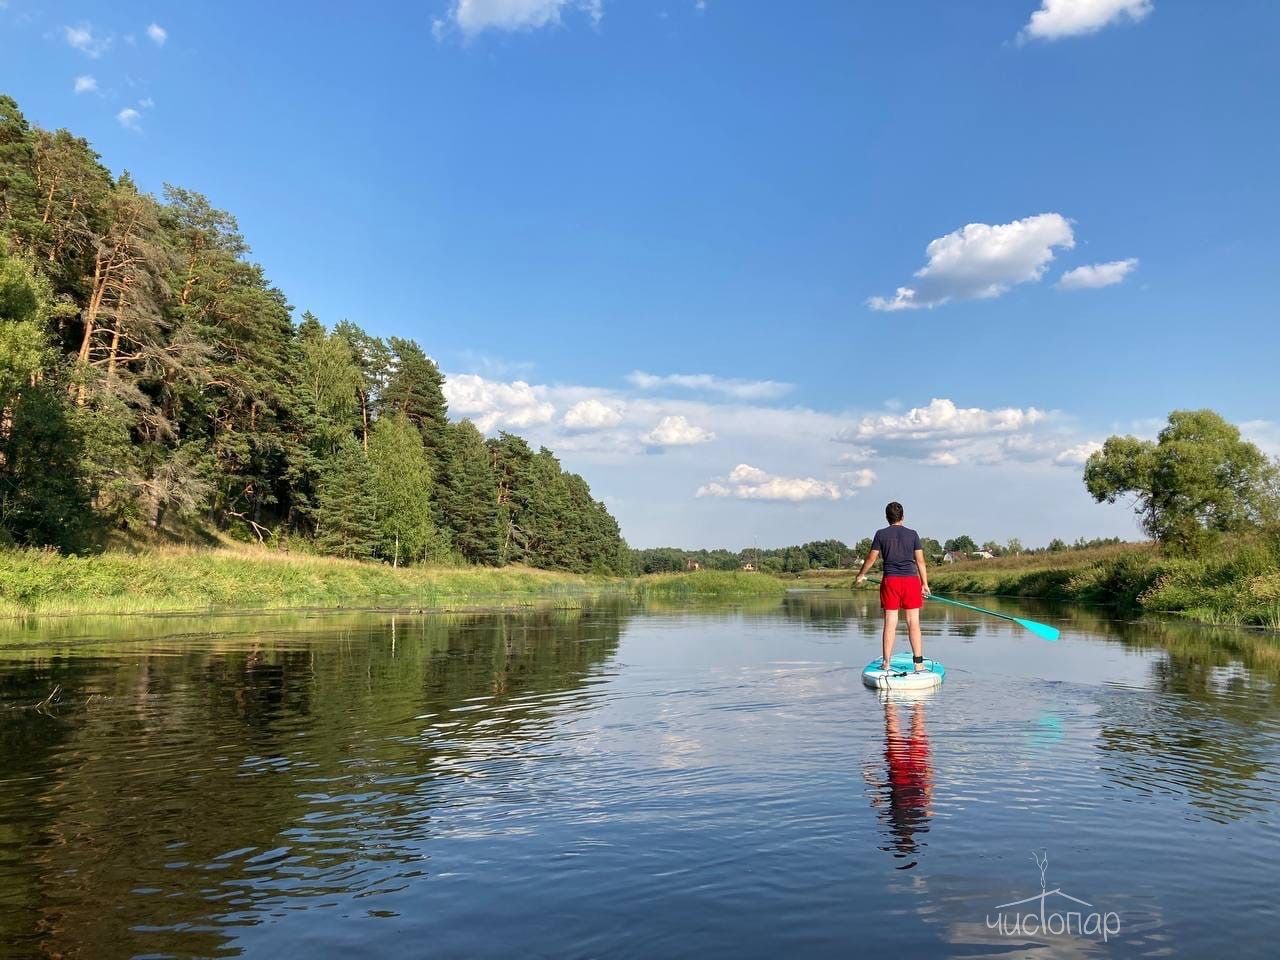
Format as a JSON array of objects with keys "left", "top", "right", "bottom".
[{"left": 1, "top": 593, "right": 1278, "bottom": 958}]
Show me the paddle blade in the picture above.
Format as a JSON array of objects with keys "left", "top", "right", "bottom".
[{"left": 1015, "top": 617, "right": 1060, "bottom": 642}]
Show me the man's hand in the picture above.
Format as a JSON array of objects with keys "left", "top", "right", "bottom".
[
  {"left": 921, "top": 584, "right": 931, "bottom": 598},
  {"left": 855, "top": 574, "right": 867, "bottom": 585}
]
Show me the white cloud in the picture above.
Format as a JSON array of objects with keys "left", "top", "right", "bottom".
[
  {"left": 64, "top": 23, "right": 111, "bottom": 58},
  {"left": 697, "top": 464, "right": 845, "bottom": 503},
  {"left": 627, "top": 370, "right": 792, "bottom": 400},
  {"left": 146, "top": 22, "right": 167, "bottom": 45},
  {"left": 563, "top": 398, "right": 623, "bottom": 430},
  {"left": 837, "top": 447, "right": 877, "bottom": 463},
  {"left": 1054, "top": 441, "right": 1103, "bottom": 465},
  {"left": 1242, "top": 420, "right": 1280, "bottom": 457},
  {"left": 868, "top": 213, "right": 1075, "bottom": 311},
  {"left": 927, "top": 451, "right": 960, "bottom": 467},
  {"left": 448, "top": 0, "right": 602, "bottom": 36},
  {"left": 442, "top": 374, "right": 555, "bottom": 432},
  {"left": 73, "top": 75, "right": 98, "bottom": 95},
  {"left": 642, "top": 415, "right": 715, "bottom": 447},
  {"left": 844, "top": 468, "right": 877, "bottom": 488},
  {"left": 1057, "top": 257, "right": 1138, "bottom": 291},
  {"left": 846, "top": 398, "right": 1048, "bottom": 440},
  {"left": 1021, "top": 0, "right": 1153, "bottom": 42},
  {"left": 116, "top": 108, "right": 142, "bottom": 130}
]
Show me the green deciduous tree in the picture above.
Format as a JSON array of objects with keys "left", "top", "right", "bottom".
[
  {"left": 1084, "top": 409, "right": 1279, "bottom": 553},
  {"left": 0, "top": 241, "right": 93, "bottom": 549},
  {"left": 367, "top": 412, "right": 444, "bottom": 566},
  {"left": 944, "top": 534, "right": 978, "bottom": 555}
]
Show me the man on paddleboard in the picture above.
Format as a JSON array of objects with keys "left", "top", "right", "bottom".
[{"left": 855, "top": 501, "right": 931, "bottom": 672}]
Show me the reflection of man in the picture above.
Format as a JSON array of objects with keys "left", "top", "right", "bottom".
[{"left": 866, "top": 699, "right": 933, "bottom": 866}]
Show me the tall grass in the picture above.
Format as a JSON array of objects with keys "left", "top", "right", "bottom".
[
  {"left": 631, "top": 570, "right": 787, "bottom": 602},
  {"left": 929, "top": 533, "right": 1280, "bottom": 629},
  {"left": 0, "top": 545, "right": 620, "bottom": 619}
]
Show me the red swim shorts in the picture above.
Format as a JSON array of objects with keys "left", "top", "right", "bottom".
[{"left": 880, "top": 575, "right": 923, "bottom": 611}]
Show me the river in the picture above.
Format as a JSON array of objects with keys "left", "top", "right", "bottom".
[{"left": 1, "top": 592, "right": 1277, "bottom": 958}]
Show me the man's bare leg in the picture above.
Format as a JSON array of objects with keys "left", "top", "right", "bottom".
[
  {"left": 881, "top": 609, "right": 899, "bottom": 669},
  {"left": 905, "top": 608, "right": 924, "bottom": 670}
]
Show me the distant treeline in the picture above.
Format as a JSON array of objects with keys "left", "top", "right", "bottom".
[
  {"left": 632, "top": 535, "right": 1129, "bottom": 574},
  {"left": 0, "top": 94, "right": 627, "bottom": 574}
]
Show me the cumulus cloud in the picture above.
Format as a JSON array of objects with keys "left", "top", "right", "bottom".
[
  {"left": 845, "top": 398, "right": 1047, "bottom": 441},
  {"left": 844, "top": 468, "right": 877, "bottom": 488},
  {"left": 73, "top": 75, "right": 98, "bottom": 95},
  {"left": 1021, "top": 0, "right": 1153, "bottom": 42},
  {"left": 837, "top": 447, "right": 877, "bottom": 464},
  {"left": 146, "top": 22, "right": 167, "bottom": 45},
  {"left": 627, "top": 370, "right": 792, "bottom": 400},
  {"left": 641, "top": 415, "right": 715, "bottom": 447},
  {"left": 1057, "top": 257, "right": 1138, "bottom": 291},
  {"left": 116, "top": 108, "right": 142, "bottom": 130},
  {"left": 447, "top": 0, "right": 602, "bottom": 36},
  {"left": 1054, "top": 441, "right": 1104, "bottom": 465},
  {"left": 698, "top": 464, "right": 849, "bottom": 502},
  {"left": 64, "top": 24, "right": 111, "bottom": 58},
  {"left": 443, "top": 374, "right": 555, "bottom": 432},
  {"left": 868, "top": 213, "right": 1075, "bottom": 311},
  {"left": 563, "top": 398, "right": 624, "bottom": 430}
]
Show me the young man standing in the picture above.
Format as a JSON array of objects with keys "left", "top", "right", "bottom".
[{"left": 855, "top": 502, "right": 931, "bottom": 672}]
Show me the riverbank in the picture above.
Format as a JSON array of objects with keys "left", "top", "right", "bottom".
[
  {"left": 0, "top": 546, "right": 617, "bottom": 618},
  {"left": 928, "top": 538, "right": 1280, "bottom": 629},
  {"left": 768, "top": 538, "right": 1280, "bottom": 629},
  {"left": 0, "top": 547, "right": 785, "bottom": 619},
  {"left": 630, "top": 570, "right": 787, "bottom": 602}
]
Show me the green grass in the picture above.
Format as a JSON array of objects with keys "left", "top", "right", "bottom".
[
  {"left": 0, "top": 545, "right": 620, "bottom": 619},
  {"left": 631, "top": 570, "right": 788, "bottom": 602},
  {"left": 0, "top": 547, "right": 794, "bottom": 623},
  {"left": 928, "top": 534, "right": 1280, "bottom": 629}
]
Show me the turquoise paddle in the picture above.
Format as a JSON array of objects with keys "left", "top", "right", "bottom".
[{"left": 861, "top": 577, "right": 1060, "bottom": 642}]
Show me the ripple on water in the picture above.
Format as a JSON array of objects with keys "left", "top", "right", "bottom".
[{"left": 0, "top": 601, "right": 1277, "bottom": 958}]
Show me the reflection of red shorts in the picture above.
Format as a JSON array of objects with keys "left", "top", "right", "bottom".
[{"left": 880, "top": 575, "right": 923, "bottom": 611}]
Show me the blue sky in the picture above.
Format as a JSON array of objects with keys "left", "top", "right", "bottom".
[{"left": 4, "top": 0, "right": 1278, "bottom": 548}]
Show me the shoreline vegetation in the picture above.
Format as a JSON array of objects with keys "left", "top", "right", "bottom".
[
  {"left": 0, "top": 546, "right": 784, "bottom": 621},
  {"left": 788, "top": 537, "right": 1280, "bottom": 630}
]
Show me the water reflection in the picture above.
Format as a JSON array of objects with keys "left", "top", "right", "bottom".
[
  {"left": 0, "top": 595, "right": 1277, "bottom": 958},
  {"left": 866, "top": 696, "right": 934, "bottom": 869},
  {"left": 0, "top": 605, "right": 627, "bottom": 959}
]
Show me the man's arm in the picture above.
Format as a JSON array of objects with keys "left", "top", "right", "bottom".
[
  {"left": 914, "top": 548, "right": 930, "bottom": 596},
  {"left": 855, "top": 549, "right": 880, "bottom": 584}
]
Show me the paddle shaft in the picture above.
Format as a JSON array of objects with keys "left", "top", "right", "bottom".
[{"left": 859, "top": 576, "right": 1059, "bottom": 640}]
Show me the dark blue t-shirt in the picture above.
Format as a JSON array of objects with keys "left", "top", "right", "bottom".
[{"left": 872, "top": 525, "right": 922, "bottom": 577}]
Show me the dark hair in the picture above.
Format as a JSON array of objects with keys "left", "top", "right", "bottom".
[{"left": 885, "top": 501, "right": 904, "bottom": 523}]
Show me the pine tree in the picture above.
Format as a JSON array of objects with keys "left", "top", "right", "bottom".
[
  {"left": 0, "top": 96, "right": 40, "bottom": 250},
  {"left": 314, "top": 439, "right": 377, "bottom": 560},
  {"left": 438, "top": 420, "right": 501, "bottom": 565},
  {"left": 383, "top": 337, "right": 448, "bottom": 462}
]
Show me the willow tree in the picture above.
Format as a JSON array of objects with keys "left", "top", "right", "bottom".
[{"left": 1085, "top": 409, "right": 1279, "bottom": 553}]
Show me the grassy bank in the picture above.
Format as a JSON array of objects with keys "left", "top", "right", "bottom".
[
  {"left": 631, "top": 570, "right": 788, "bottom": 602},
  {"left": 929, "top": 537, "right": 1280, "bottom": 629},
  {"left": 0, "top": 547, "right": 792, "bottom": 620},
  {"left": 0, "top": 546, "right": 619, "bottom": 618}
]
